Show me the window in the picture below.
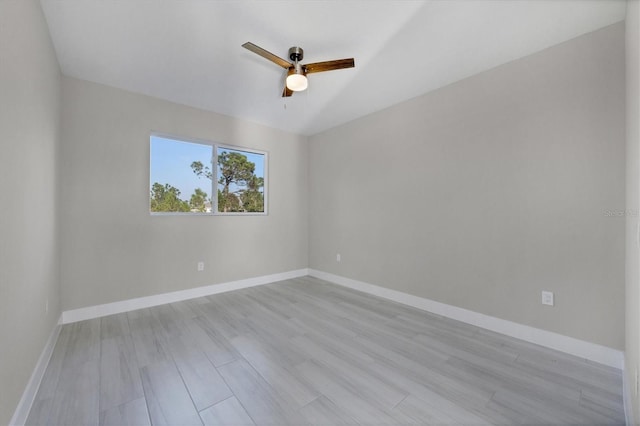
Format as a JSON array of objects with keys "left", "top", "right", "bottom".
[{"left": 150, "top": 134, "right": 267, "bottom": 215}]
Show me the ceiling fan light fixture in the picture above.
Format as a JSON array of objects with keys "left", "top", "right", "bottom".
[
  {"left": 241, "top": 42, "right": 354, "bottom": 97},
  {"left": 286, "top": 63, "right": 308, "bottom": 92}
]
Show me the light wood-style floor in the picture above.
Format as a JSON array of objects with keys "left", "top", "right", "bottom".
[{"left": 26, "top": 276, "right": 624, "bottom": 425}]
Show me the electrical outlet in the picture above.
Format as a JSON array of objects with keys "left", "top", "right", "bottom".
[
  {"left": 197, "top": 261, "right": 205, "bottom": 272},
  {"left": 45, "top": 299, "right": 49, "bottom": 314},
  {"left": 541, "top": 291, "right": 554, "bottom": 306},
  {"left": 336, "top": 253, "right": 341, "bottom": 262}
]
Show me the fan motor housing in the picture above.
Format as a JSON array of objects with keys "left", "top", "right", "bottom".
[{"left": 288, "top": 46, "right": 303, "bottom": 62}]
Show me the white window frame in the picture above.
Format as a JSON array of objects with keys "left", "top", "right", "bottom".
[{"left": 150, "top": 132, "right": 268, "bottom": 216}]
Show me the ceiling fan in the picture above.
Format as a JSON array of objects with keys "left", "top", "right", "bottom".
[{"left": 242, "top": 42, "right": 355, "bottom": 97}]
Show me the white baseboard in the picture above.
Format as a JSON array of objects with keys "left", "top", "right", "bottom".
[
  {"left": 308, "top": 269, "right": 624, "bottom": 369},
  {"left": 10, "top": 315, "right": 62, "bottom": 426},
  {"left": 61, "top": 268, "right": 309, "bottom": 324}
]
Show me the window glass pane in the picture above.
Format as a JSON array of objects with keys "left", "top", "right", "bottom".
[
  {"left": 150, "top": 136, "right": 213, "bottom": 213},
  {"left": 216, "top": 147, "right": 265, "bottom": 213}
]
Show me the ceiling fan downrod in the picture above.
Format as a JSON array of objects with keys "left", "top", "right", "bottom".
[{"left": 288, "top": 46, "right": 304, "bottom": 62}]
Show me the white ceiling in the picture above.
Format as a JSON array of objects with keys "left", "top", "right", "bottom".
[{"left": 40, "top": 0, "right": 626, "bottom": 136}]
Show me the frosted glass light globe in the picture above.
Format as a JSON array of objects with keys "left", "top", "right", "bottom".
[{"left": 286, "top": 73, "right": 308, "bottom": 91}]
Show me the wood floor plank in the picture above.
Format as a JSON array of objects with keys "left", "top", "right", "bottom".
[
  {"left": 393, "top": 394, "right": 472, "bottom": 425},
  {"left": 238, "top": 319, "right": 308, "bottom": 367},
  {"left": 291, "top": 334, "right": 408, "bottom": 411},
  {"left": 140, "top": 360, "right": 202, "bottom": 425},
  {"left": 48, "top": 357, "right": 100, "bottom": 426},
  {"left": 295, "top": 359, "right": 400, "bottom": 425},
  {"left": 444, "top": 355, "right": 584, "bottom": 405},
  {"left": 46, "top": 319, "right": 101, "bottom": 426},
  {"left": 188, "top": 315, "right": 239, "bottom": 366},
  {"left": 164, "top": 332, "right": 233, "bottom": 411},
  {"left": 579, "top": 388, "right": 626, "bottom": 424},
  {"left": 280, "top": 298, "right": 359, "bottom": 341},
  {"left": 216, "top": 358, "right": 306, "bottom": 425},
  {"left": 100, "top": 397, "right": 150, "bottom": 426},
  {"left": 413, "top": 327, "right": 519, "bottom": 364},
  {"left": 489, "top": 388, "right": 609, "bottom": 425},
  {"left": 128, "top": 308, "right": 172, "bottom": 368},
  {"left": 144, "top": 304, "right": 182, "bottom": 340},
  {"left": 169, "top": 300, "right": 199, "bottom": 320},
  {"left": 199, "top": 397, "right": 255, "bottom": 426},
  {"left": 375, "top": 356, "right": 502, "bottom": 420},
  {"left": 100, "top": 312, "right": 131, "bottom": 340},
  {"left": 297, "top": 395, "right": 358, "bottom": 426},
  {"left": 99, "top": 335, "right": 144, "bottom": 414},
  {"left": 515, "top": 351, "right": 624, "bottom": 396},
  {"left": 62, "top": 318, "right": 101, "bottom": 365},
  {"left": 230, "top": 334, "right": 319, "bottom": 408},
  {"left": 200, "top": 295, "right": 252, "bottom": 340},
  {"left": 355, "top": 323, "right": 451, "bottom": 369}
]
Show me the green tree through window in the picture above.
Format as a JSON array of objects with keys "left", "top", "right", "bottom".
[{"left": 150, "top": 183, "right": 190, "bottom": 212}]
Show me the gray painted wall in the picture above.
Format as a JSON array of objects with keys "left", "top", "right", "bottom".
[
  {"left": 309, "top": 23, "right": 626, "bottom": 349},
  {"left": 625, "top": 0, "right": 640, "bottom": 421},
  {"left": 59, "top": 77, "right": 308, "bottom": 311},
  {"left": 0, "top": 1, "right": 62, "bottom": 424}
]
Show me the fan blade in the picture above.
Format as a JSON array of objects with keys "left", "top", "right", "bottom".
[
  {"left": 304, "top": 58, "right": 355, "bottom": 74},
  {"left": 282, "top": 85, "right": 293, "bottom": 97},
  {"left": 242, "top": 42, "right": 291, "bottom": 69}
]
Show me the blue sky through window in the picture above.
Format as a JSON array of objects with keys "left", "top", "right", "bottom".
[{"left": 150, "top": 135, "right": 213, "bottom": 201}]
